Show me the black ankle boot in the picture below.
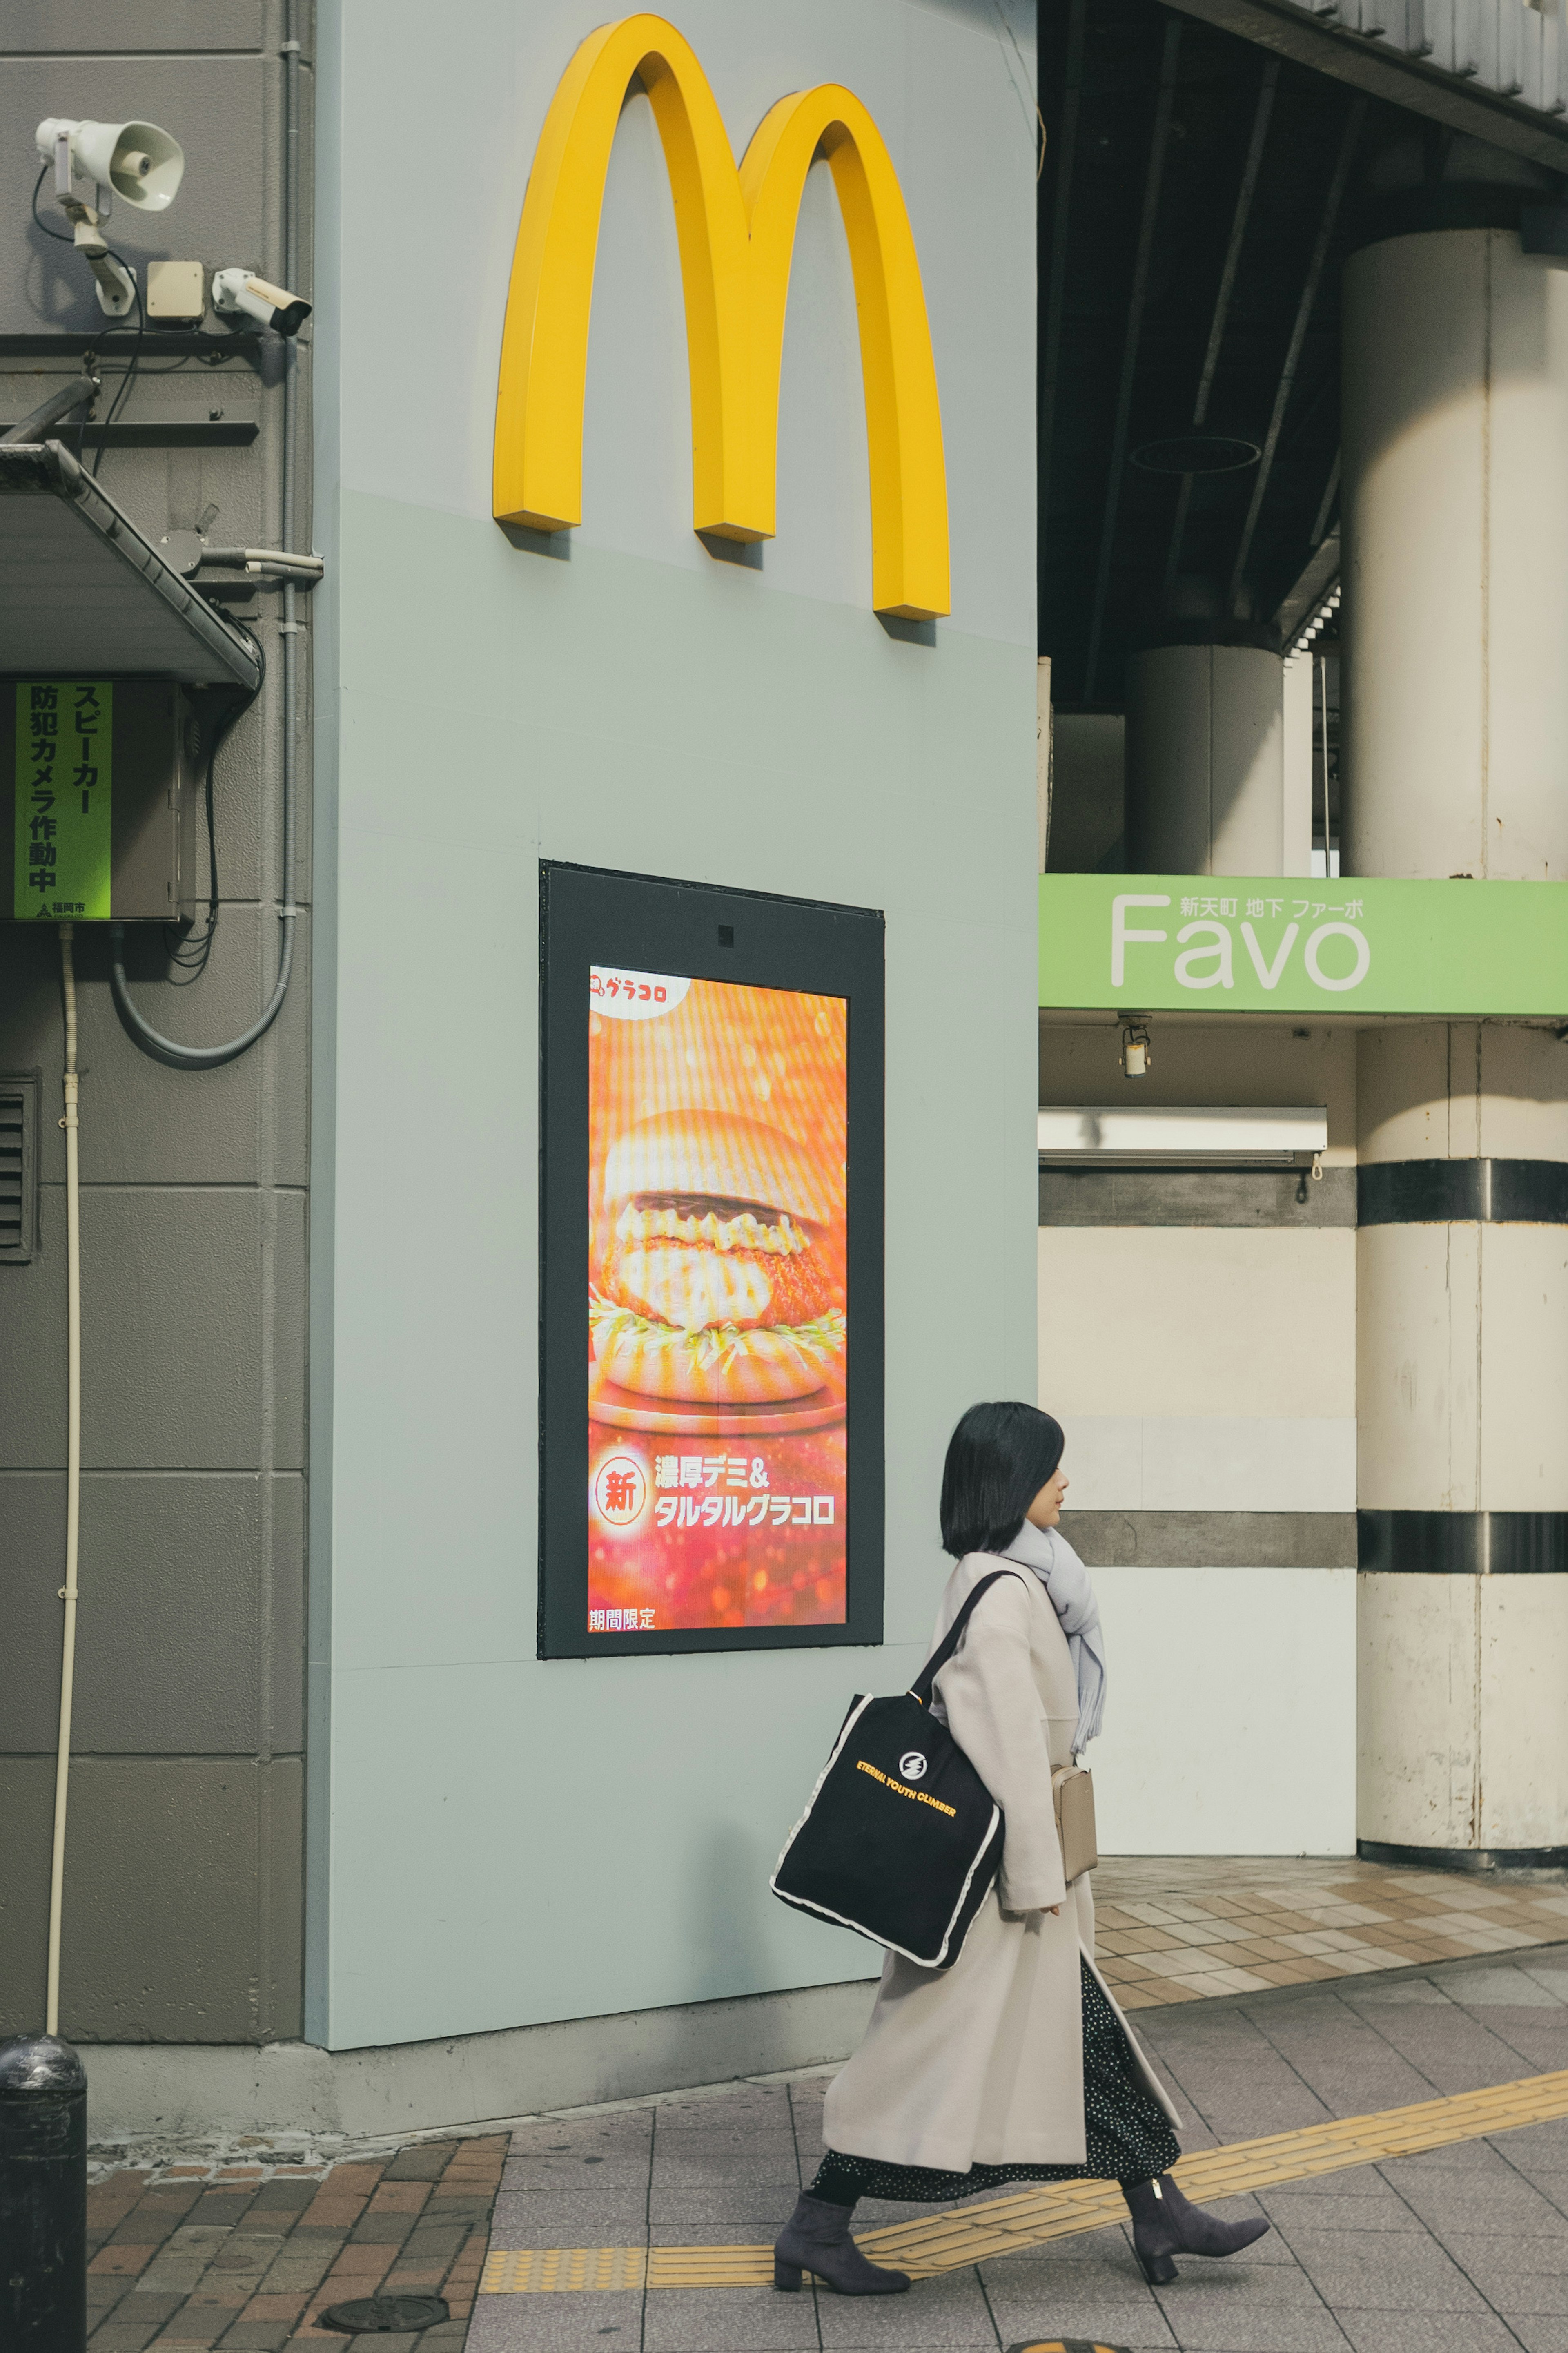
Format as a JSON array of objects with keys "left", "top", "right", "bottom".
[
  {"left": 1120, "top": 2173, "right": 1270, "bottom": 2285},
  {"left": 773, "top": 2192, "right": 911, "bottom": 2295}
]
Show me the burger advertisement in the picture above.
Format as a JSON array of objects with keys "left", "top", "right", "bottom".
[{"left": 587, "top": 964, "right": 849, "bottom": 1636}]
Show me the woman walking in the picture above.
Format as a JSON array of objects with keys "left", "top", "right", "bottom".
[{"left": 773, "top": 1400, "right": 1269, "bottom": 2297}]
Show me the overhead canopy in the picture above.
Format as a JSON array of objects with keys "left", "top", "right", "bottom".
[{"left": 0, "top": 440, "right": 263, "bottom": 692}]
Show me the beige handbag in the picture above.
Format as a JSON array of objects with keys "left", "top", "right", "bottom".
[{"left": 1052, "top": 1765, "right": 1098, "bottom": 1882}]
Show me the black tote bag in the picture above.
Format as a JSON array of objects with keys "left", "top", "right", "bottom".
[{"left": 769, "top": 1570, "right": 1028, "bottom": 1969}]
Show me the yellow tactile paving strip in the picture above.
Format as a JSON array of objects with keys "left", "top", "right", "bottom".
[
  {"left": 481, "top": 2064, "right": 1568, "bottom": 2293},
  {"left": 1091, "top": 1855, "right": 1568, "bottom": 2010}
]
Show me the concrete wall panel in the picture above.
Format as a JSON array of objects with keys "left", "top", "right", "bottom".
[
  {"left": 1356, "top": 1222, "right": 1482, "bottom": 1511},
  {"left": 1, "top": 0, "right": 309, "bottom": 2047},
  {"left": 1358, "top": 1572, "right": 1478, "bottom": 1849},
  {"left": 1479, "top": 1577, "right": 1568, "bottom": 1849},
  {"left": 1477, "top": 1026, "right": 1568, "bottom": 1160},
  {"left": 0, "top": 916, "right": 307, "bottom": 1192},
  {"left": 1040, "top": 1228, "right": 1357, "bottom": 1420},
  {"left": 0, "top": 1472, "right": 303, "bottom": 1757},
  {"left": 1358, "top": 1021, "right": 1568, "bottom": 1164},
  {"left": 5, "top": 2, "right": 263, "bottom": 52},
  {"left": 270, "top": 1472, "right": 306, "bottom": 1755},
  {"left": 1479, "top": 1225, "right": 1568, "bottom": 1509},
  {"left": 1092, "top": 1566, "right": 1357, "bottom": 1856},
  {"left": 0, "top": 1189, "right": 266, "bottom": 1471},
  {"left": 0, "top": 1756, "right": 303, "bottom": 2043},
  {"left": 1358, "top": 1024, "right": 1471, "bottom": 1163}
]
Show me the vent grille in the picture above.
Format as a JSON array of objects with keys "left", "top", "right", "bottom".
[{"left": 0, "top": 1077, "right": 38, "bottom": 1262}]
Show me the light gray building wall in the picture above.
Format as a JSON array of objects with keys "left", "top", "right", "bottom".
[
  {"left": 306, "top": 0, "right": 1040, "bottom": 2061},
  {"left": 1, "top": 0, "right": 311, "bottom": 2045}
]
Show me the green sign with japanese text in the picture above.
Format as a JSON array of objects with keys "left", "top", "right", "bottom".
[
  {"left": 13, "top": 680, "right": 112, "bottom": 921},
  {"left": 1040, "top": 873, "right": 1568, "bottom": 1017}
]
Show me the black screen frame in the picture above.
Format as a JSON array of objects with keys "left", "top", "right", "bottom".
[{"left": 538, "top": 860, "right": 885, "bottom": 1660}]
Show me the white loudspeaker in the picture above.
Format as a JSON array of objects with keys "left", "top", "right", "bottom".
[{"left": 35, "top": 117, "right": 185, "bottom": 210}]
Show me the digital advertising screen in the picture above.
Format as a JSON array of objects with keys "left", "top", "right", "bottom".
[{"left": 538, "top": 865, "right": 884, "bottom": 1658}]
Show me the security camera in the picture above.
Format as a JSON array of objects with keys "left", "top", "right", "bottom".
[
  {"left": 213, "top": 268, "right": 311, "bottom": 338},
  {"left": 34, "top": 115, "right": 185, "bottom": 315}
]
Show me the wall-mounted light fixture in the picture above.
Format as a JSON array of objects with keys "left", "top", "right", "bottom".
[
  {"left": 1038, "top": 1104, "right": 1328, "bottom": 1167},
  {"left": 1118, "top": 1016, "right": 1152, "bottom": 1078}
]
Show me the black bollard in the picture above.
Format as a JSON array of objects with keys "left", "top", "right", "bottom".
[{"left": 0, "top": 2034, "right": 87, "bottom": 2353}]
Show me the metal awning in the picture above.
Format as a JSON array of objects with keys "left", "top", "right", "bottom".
[{"left": 0, "top": 439, "right": 263, "bottom": 691}]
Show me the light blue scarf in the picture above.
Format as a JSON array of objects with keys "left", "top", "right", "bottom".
[{"left": 1000, "top": 1517, "right": 1107, "bottom": 1757}]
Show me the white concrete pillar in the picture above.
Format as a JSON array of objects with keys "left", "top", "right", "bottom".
[
  {"left": 1125, "top": 643, "right": 1284, "bottom": 875},
  {"left": 1282, "top": 654, "right": 1314, "bottom": 879},
  {"left": 1356, "top": 1021, "right": 1568, "bottom": 1862},
  {"left": 1345, "top": 217, "right": 1568, "bottom": 1865},
  {"left": 1342, "top": 229, "right": 1568, "bottom": 881},
  {"left": 1037, "top": 655, "right": 1051, "bottom": 873}
]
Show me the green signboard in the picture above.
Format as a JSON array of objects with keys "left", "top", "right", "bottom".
[
  {"left": 13, "top": 680, "right": 113, "bottom": 921},
  {"left": 1039, "top": 873, "right": 1568, "bottom": 1017}
]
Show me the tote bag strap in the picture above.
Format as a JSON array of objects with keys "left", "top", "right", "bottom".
[{"left": 909, "top": 1568, "right": 1031, "bottom": 1708}]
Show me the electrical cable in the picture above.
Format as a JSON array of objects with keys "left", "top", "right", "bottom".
[
  {"left": 45, "top": 925, "right": 82, "bottom": 2039},
  {"left": 109, "top": 0, "right": 302, "bottom": 1071},
  {"left": 30, "top": 161, "right": 72, "bottom": 243},
  {"left": 162, "top": 669, "right": 265, "bottom": 981},
  {"left": 90, "top": 248, "right": 145, "bottom": 477},
  {"left": 32, "top": 164, "right": 154, "bottom": 472}
]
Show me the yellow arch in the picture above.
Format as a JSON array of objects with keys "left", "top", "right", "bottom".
[{"left": 492, "top": 14, "right": 949, "bottom": 620}]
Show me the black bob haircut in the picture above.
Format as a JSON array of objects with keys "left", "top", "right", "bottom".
[{"left": 940, "top": 1401, "right": 1066, "bottom": 1559}]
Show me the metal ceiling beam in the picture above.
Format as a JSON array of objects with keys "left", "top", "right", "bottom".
[
  {"left": 1309, "top": 449, "right": 1341, "bottom": 548},
  {"left": 1039, "top": 0, "right": 1087, "bottom": 580},
  {"left": 1162, "top": 0, "right": 1568, "bottom": 171},
  {"left": 1083, "top": 16, "right": 1184, "bottom": 703},
  {"left": 1272, "top": 528, "right": 1341, "bottom": 645},
  {"left": 1163, "top": 54, "right": 1281, "bottom": 606},
  {"left": 1226, "top": 95, "right": 1365, "bottom": 619}
]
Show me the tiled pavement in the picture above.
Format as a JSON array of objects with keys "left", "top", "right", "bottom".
[
  {"left": 1094, "top": 1856, "right": 1568, "bottom": 2011},
  {"left": 85, "top": 2134, "right": 505, "bottom": 2350},
  {"left": 82, "top": 1857, "right": 1568, "bottom": 2353},
  {"left": 470, "top": 1939, "right": 1568, "bottom": 2353}
]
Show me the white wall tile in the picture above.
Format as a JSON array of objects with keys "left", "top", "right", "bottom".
[
  {"left": 1058, "top": 1415, "right": 1356, "bottom": 1511},
  {"left": 1089, "top": 1566, "right": 1357, "bottom": 1856},
  {"left": 1040, "top": 1227, "right": 1357, "bottom": 1418}
]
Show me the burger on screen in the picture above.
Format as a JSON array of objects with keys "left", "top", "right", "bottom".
[{"left": 591, "top": 1111, "right": 845, "bottom": 1404}]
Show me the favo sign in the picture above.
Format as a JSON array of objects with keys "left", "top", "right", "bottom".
[{"left": 1039, "top": 874, "right": 1568, "bottom": 1017}]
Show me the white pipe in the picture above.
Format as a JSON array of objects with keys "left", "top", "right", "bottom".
[{"left": 46, "top": 922, "right": 82, "bottom": 2038}]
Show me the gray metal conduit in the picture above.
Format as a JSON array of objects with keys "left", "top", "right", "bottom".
[
  {"left": 0, "top": 375, "right": 98, "bottom": 446},
  {"left": 110, "top": 0, "right": 301, "bottom": 1071}
]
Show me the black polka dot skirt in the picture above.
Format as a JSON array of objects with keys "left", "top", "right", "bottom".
[{"left": 809, "top": 1957, "right": 1180, "bottom": 2206}]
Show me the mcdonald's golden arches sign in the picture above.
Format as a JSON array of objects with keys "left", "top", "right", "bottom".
[{"left": 493, "top": 15, "right": 950, "bottom": 620}]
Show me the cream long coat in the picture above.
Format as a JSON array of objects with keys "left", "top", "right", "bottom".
[{"left": 822, "top": 1550, "right": 1181, "bottom": 2173}]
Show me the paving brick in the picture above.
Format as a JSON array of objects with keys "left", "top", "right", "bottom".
[
  {"left": 368, "top": 2180, "right": 430, "bottom": 2214},
  {"left": 383, "top": 2146, "right": 452, "bottom": 2180},
  {"left": 236, "top": 2292, "right": 309, "bottom": 2320},
  {"left": 92, "top": 2245, "right": 154, "bottom": 2275}
]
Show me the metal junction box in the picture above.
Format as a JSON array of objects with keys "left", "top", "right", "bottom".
[{"left": 1, "top": 678, "right": 198, "bottom": 923}]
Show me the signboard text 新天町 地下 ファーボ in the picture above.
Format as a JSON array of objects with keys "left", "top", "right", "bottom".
[{"left": 1039, "top": 874, "right": 1568, "bottom": 1018}]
